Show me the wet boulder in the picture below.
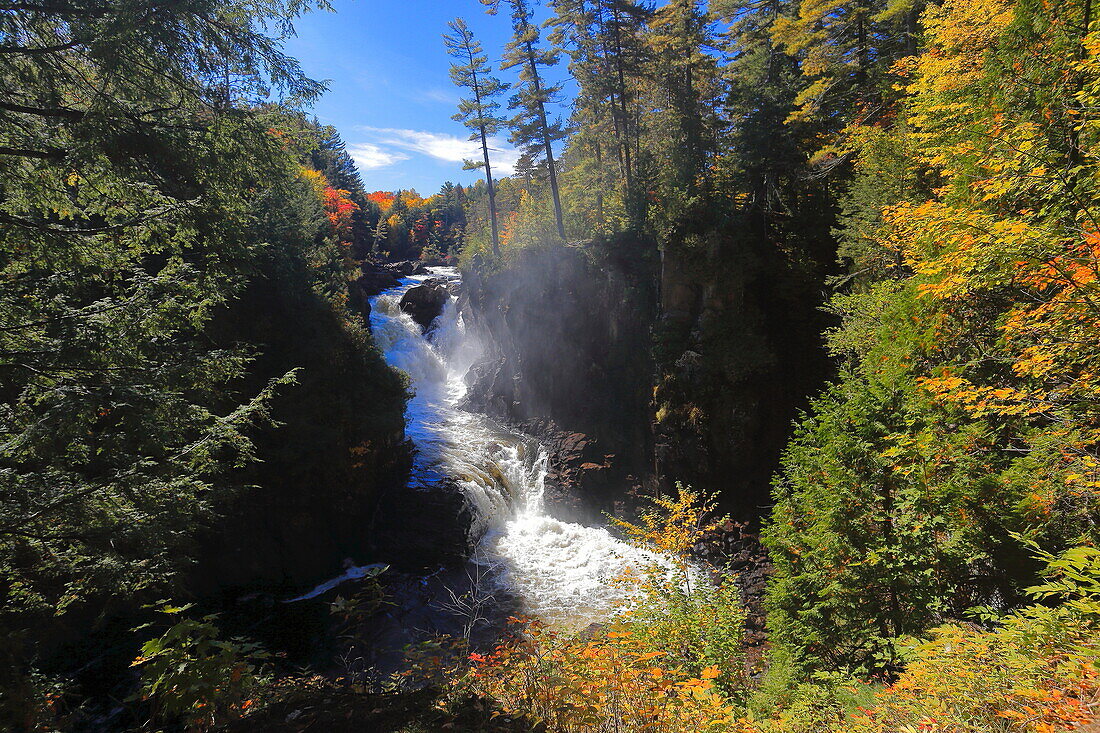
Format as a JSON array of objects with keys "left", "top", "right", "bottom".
[
  {"left": 393, "top": 260, "right": 428, "bottom": 276},
  {"left": 369, "top": 478, "right": 475, "bottom": 570},
  {"left": 356, "top": 261, "right": 401, "bottom": 298},
  {"left": 399, "top": 279, "right": 450, "bottom": 331}
]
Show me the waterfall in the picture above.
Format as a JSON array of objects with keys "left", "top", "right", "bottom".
[{"left": 369, "top": 267, "right": 662, "bottom": 628}]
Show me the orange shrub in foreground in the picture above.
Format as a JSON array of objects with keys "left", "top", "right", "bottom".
[{"left": 458, "top": 617, "right": 736, "bottom": 733}]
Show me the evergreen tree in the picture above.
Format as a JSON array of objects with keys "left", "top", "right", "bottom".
[
  {"left": 484, "top": 0, "right": 569, "bottom": 239},
  {"left": 305, "top": 121, "right": 373, "bottom": 255},
  {"left": 0, "top": 0, "right": 325, "bottom": 629},
  {"left": 550, "top": 0, "right": 650, "bottom": 226},
  {"left": 372, "top": 215, "right": 389, "bottom": 255},
  {"left": 771, "top": 0, "right": 924, "bottom": 127},
  {"left": 513, "top": 149, "right": 546, "bottom": 187},
  {"left": 645, "top": 0, "right": 722, "bottom": 196},
  {"left": 444, "top": 18, "right": 509, "bottom": 258},
  {"left": 712, "top": 0, "right": 839, "bottom": 261},
  {"left": 310, "top": 123, "right": 365, "bottom": 195}
]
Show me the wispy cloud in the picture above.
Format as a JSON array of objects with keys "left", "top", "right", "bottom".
[
  {"left": 358, "top": 126, "right": 520, "bottom": 176},
  {"left": 347, "top": 142, "right": 408, "bottom": 170},
  {"left": 421, "top": 88, "right": 458, "bottom": 106}
]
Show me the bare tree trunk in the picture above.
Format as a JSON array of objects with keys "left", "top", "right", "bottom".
[{"left": 479, "top": 124, "right": 501, "bottom": 258}]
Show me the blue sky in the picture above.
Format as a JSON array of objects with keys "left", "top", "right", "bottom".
[{"left": 284, "top": 0, "right": 573, "bottom": 195}]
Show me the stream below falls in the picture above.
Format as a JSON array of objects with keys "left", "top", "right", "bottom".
[{"left": 366, "top": 267, "right": 660, "bottom": 630}]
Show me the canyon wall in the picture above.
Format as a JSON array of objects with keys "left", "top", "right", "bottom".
[{"left": 461, "top": 232, "right": 833, "bottom": 519}]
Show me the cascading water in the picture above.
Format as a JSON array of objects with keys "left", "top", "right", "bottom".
[{"left": 369, "top": 268, "right": 661, "bottom": 629}]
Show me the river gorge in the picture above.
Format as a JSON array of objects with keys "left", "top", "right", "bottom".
[{"left": 365, "top": 267, "right": 661, "bottom": 629}]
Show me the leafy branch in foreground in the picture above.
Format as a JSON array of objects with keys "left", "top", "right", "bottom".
[{"left": 131, "top": 604, "right": 268, "bottom": 731}]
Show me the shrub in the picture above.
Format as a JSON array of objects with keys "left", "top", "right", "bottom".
[
  {"left": 620, "top": 570, "right": 746, "bottom": 700},
  {"left": 744, "top": 543, "right": 1100, "bottom": 733},
  {"left": 460, "top": 617, "right": 736, "bottom": 732},
  {"left": 131, "top": 605, "right": 266, "bottom": 731}
]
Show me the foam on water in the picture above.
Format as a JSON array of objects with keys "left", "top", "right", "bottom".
[
  {"left": 484, "top": 514, "right": 665, "bottom": 624},
  {"left": 369, "top": 267, "right": 660, "bottom": 628}
]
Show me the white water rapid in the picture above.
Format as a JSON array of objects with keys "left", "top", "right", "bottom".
[{"left": 369, "top": 268, "right": 661, "bottom": 629}]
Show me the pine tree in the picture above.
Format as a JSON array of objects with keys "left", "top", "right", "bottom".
[
  {"left": 771, "top": 0, "right": 923, "bottom": 125},
  {"left": 549, "top": 0, "right": 650, "bottom": 226},
  {"left": 513, "top": 150, "right": 545, "bottom": 187},
  {"left": 372, "top": 215, "right": 389, "bottom": 255},
  {"left": 713, "top": 0, "right": 830, "bottom": 239},
  {"left": 444, "top": 18, "right": 509, "bottom": 258},
  {"left": 310, "top": 123, "right": 365, "bottom": 195},
  {"left": 484, "top": 0, "right": 568, "bottom": 239},
  {"left": 645, "top": 0, "right": 722, "bottom": 196}
]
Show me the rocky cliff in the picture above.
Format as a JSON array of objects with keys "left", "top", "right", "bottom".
[
  {"left": 460, "top": 230, "right": 833, "bottom": 520},
  {"left": 651, "top": 227, "right": 834, "bottom": 515},
  {"left": 459, "top": 241, "right": 658, "bottom": 520}
]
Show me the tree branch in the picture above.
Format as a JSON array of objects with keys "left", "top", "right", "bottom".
[
  {"left": 0, "top": 40, "right": 80, "bottom": 55},
  {"left": 0, "top": 100, "right": 85, "bottom": 121},
  {"left": 0, "top": 145, "right": 66, "bottom": 159}
]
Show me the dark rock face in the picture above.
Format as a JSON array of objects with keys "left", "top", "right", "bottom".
[
  {"left": 513, "top": 417, "right": 641, "bottom": 524},
  {"left": 694, "top": 520, "right": 772, "bottom": 659},
  {"left": 459, "top": 242, "right": 658, "bottom": 507},
  {"left": 459, "top": 234, "right": 832, "bottom": 520},
  {"left": 399, "top": 278, "right": 450, "bottom": 331},
  {"left": 355, "top": 261, "right": 401, "bottom": 298},
  {"left": 369, "top": 476, "right": 475, "bottom": 571},
  {"left": 334, "top": 564, "right": 521, "bottom": 680},
  {"left": 650, "top": 231, "right": 835, "bottom": 515},
  {"left": 418, "top": 253, "right": 458, "bottom": 268}
]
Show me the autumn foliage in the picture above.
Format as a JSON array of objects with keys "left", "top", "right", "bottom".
[
  {"left": 762, "top": 0, "right": 1100, "bottom": 687},
  {"left": 322, "top": 185, "right": 358, "bottom": 244},
  {"left": 424, "top": 487, "right": 1100, "bottom": 733},
  {"left": 366, "top": 190, "right": 396, "bottom": 210},
  {"left": 458, "top": 618, "right": 736, "bottom": 732}
]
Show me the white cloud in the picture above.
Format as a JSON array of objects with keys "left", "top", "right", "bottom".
[
  {"left": 346, "top": 142, "right": 408, "bottom": 170},
  {"left": 358, "top": 126, "right": 521, "bottom": 177},
  {"left": 421, "top": 88, "right": 458, "bottom": 105}
]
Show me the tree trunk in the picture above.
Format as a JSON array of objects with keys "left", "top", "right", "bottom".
[
  {"left": 480, "top": 125, "right": 501, "bottom": 258},
  {"left": 524, "top": 38, "right": 566, "bottom": 240},
  {"left": 608, "top": 2, "right": 635, "bottom": 196},
  {"left": 466, "top": 44, "right": 502, "bottom": 258}
]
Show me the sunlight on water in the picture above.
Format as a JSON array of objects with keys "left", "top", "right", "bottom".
[{"left": 369, "top": 268, "right": 661, "bottom": 629}]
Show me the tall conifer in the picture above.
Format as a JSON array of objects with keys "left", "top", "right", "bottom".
[
  {"left": 444, "top": 18, "right": 509, "bottom": 258},
  {"left": 484, "top": 0, "right": 569, "bottom": 239}
]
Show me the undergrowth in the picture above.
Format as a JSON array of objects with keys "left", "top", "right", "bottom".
[
  {"left": 421, "top": 486, "right": 1100, "bottom": 733},
  {"left": 119, "top": 488, "right": 1100, "bottom": 732}
]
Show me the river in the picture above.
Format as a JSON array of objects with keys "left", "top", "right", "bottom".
[{"left": 367, "top": 267, "right": 659, "bottom": 629}]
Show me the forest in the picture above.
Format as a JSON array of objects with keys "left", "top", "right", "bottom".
[{"left": 1, "top": 0, "right": 1099, "bottom": 731}]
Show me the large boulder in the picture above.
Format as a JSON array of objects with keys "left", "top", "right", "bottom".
[
  {"left": 393, "top": 260, "right": 428, "bottom": 276},
  {"left": 368, "top": 477, "right": 475, "bottom": 571},
  {"left": 399, "top": 279, "right": 450, "bottom": 331},
  {"left": 356, "top": 261, "right": 401, "bottom": 298}
]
